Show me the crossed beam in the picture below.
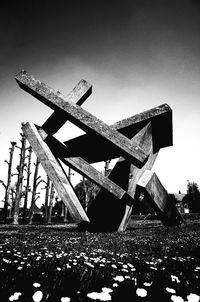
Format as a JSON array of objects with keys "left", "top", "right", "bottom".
[{"left": 16, "top": 70, "right": 182, "bottom": 231}]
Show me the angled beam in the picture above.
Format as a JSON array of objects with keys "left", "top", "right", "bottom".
[
  {"left": 136, "top": 170, "right": 183, "bottom": 226},
  {"left": 64, "top": 103, "right": 172, "bottom": 163},
  {"left": 118, "top": 123, "right": 159, "bottom": 232},
  {"left": 15, "top": 70, "right": 148, "bottom": 168},
  {"left": 22, "top": 122, "right": 89, "bottom": 223},
  {"left": 41, "top": 79, "right": 92, "bottom": 135},
  {"left": 87, "top": 123, "right": 157, "bottom": 232},
  {"left": 37, "top": 127, "right": 134, "bottom": 206}
]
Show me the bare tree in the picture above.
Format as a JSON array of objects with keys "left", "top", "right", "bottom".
[
  {"left": 23, "top": 146, "right": 32, "bottom": 221},
  {"left": 104, "top": 160, "right": 111, "bottom": 177},
  {"left": 12, "top": 132, "right": 27, "bottom": 225},
  {"left": 43, "top": 175, "right": 50, "bottom": 223},
  {"left": 47, "top": 182, "right": 55, "bottom": 224},
  {"left": 28, "top": 157, "right": 43, "bottom": 224},
  {"left": 0, "top": 141, "right": 16, "bottom": 222}
]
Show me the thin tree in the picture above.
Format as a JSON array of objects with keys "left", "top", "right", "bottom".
[
  {"left": 0, "top": 141, "right": 16, "bottom": 222},
  {"left": 43, "top": 175, "right": 50, "bottom": 223},
  {"left": 13, "top": 132, "right": 27, "bottom": 225},
  {"left": 10, "top": 184, "right": 17, "bottom": 218},
  {"left": 28, "top": 157, "right": 43, "bottom": 224},
  {"left": 62, "top": 167, "right": 74, "bottom": 222},
  {"left": 23, "top": 146, "right": 32, "bottom": 221},
  {"left": 47, "top": 182, "right": 55, "bottom": 224},
  {"left": 104, "top": 160, "right": 111, "bottom": 177}
]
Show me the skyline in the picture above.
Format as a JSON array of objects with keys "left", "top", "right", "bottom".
[{"left": 0, "top": 0, "right": 200, "bottom": 204}]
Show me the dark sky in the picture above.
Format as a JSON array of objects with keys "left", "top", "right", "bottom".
[
  {"left": 1, "top": 0, "right": 200, "bottom": 86},
  {"left": 0, "top": 0, "right": 200, "bottom": 198}
]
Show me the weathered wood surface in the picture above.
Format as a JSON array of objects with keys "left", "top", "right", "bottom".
[
  {"left": 15, "top": 70, "right": 148, "bottom": 168},
  {"left": 64, "top": 103, "right": 172, "bottom": 163},
  {"left": 87, "top": 123, "right": 157, "bottom": 232},
  {"left": 22, "top": 122, "right": 89, "bottom": 223},
  {"left": 37, "top": 127, "right": 134, "bottom": 206},
  {"left": 118, "top": 123, "right": 159, "bottom": 232},
  {"left": 41, "top": 79, "right": 92, "bottom": 135},
  {"left": 136, "top": 170, "right": 183, "bottom": 226}
]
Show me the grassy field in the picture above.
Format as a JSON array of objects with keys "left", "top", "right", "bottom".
[{"left": 0, "top": 215, "right": 200, "bottom": 301}]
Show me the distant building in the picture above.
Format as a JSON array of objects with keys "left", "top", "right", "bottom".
[{"left": 171, "top": 193, "right": 188, "bottom": 214}]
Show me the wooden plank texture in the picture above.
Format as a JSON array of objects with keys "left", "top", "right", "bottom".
[
  {"left": 15, "top": 70, "right": 148, "bottom": 168},
  {"left": 87, "top": 123, "right": 156, "bottom": 232},
  {"left": 22, "top": 122, "right": 89, "bottom": 223},
  {"left": 41, "top": 79, "right": 92, "bottom": 135},
  {"left": 37, "top": 128, "right": 134, "bottom": 206},
  {"left": 137, "top": 170, "right": 183, "bottom": 225},
  {"left": 64, "top": 103, "right": 172, "bottom": 163},
  {"left": 118, "top": 123, "right": 159, "bottom": 232}
]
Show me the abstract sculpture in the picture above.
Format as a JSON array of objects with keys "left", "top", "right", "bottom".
[{"left": 15, "top": 70, "right": 183, "bottom": 232}]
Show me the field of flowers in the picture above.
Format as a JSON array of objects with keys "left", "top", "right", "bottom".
[{"left": 0, "top": 216, "right": 200, "bottom": 302}]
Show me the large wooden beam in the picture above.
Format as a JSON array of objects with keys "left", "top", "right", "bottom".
[
  {"left": 15, "top": 70, "right": 148, "bottom": 168},
  {"left": 118, "top": 123, "right": 159, "bottom": 232},
  {"left": 37, "top": 127, "right": 134, "bottom": 206},
  {"left": 87, "top": 123, "right": 157, "bottom": 232},
  {"left": 22, "top": 122, "right": 89, "bottom": 223},
  {"left": 41, "top": 79, "right": 92, "bottom": 136},
  {"left": 136, "top": 170, "right": 183, "bottom": 226},
  {"left": 64, "top": 103, "right": 172, "bottom": 163}
]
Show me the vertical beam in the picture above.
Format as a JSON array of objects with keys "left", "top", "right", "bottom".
[
  {"left": 87, "top": 123, "right": 156, "bottom": 232},
  {"left": 22, "top": 122, "right": 89, "bottom": 223},
  {"left": 118, "top": 123, "right": 159, "bottom": 232}
]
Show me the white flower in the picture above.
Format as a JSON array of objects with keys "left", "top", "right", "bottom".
[
  {"left": 61, "top": 297, "right": 71, "bottom": 302},
  {"left": 3, "top": 258, "right": 10, "bottom": 264},
  {"left": 121, "top": 269, "right": 128, "bottom": 272},
  {"left": 102, "top": 288, "right": 113, "bottom": 294},
  {"left": 113, "top": 276, "right": 124, "bottom": 282},
  {"left": 144, "top": 282, "right": 152, "bottom": 287},
  {"left": 33, "top": 283, "right": 41, "bottom": 288},
  {"left": 9, "top": 292, "right": 22, "bottom": 301},
  {"left": 32, "top": 290, "right": 43, "bottom": 302},
  {"left": 87, "top": 292, "right": 111, "bottom": 301},
  {"left": 166, "top": 287, "right": 176, "bottom": 294},
  {"left": 187, "top": 293, "right": 200, "bottom": 302},
  {"left": 136, "top": 288, "right": 147, "bottom": 297},
  {"left": 171, "top": 295, "right": 184, "bottom": 302},
  {"left": 150, "top": 266, "right": 157, "bottom": 270},
  {"left": 112, "top": 283, "right": 118, "bottom": 287},
  {"left": 171, "top": 275, "right": 181, "bottom": 283},
  {"left": 85, "top": 262, "right": 95, "bottom": 268}
]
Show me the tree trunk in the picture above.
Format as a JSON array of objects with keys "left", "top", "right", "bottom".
[
  {"left": 3, "top": 141, "right": 16, "bottom": 222},
  {"left": 47, "top": 182, "right": 54, "bottom": 224},
  {"left": 23, "top": 146, "right": 32, "bottom": 221},
  {"left": 13, "top": 133, "right": 26, "bottom": 225},
  {"left": 29, "top": 157, "right": 40, "bottom": 224},
  {"left": 44, "top": 175, "right": 50, "bottom": 223}
]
